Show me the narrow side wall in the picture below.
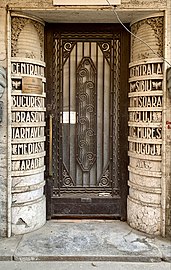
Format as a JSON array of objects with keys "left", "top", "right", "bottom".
[
  {"left": 166, "top": 0, "right": 171, "bottom": 237},
  {"left": 0, "top": 8, "right": 8, "bottom": 237}
]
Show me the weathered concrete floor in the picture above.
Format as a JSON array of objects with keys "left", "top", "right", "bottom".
[
  {"left": 0, "top": 261, "right": 170, "bottom": 270},
  {"left": 0, "top": 220, "right": 170, "bottom": 262}
]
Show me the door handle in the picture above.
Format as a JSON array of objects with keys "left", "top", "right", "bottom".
[{"left": 49, "top": 114, "right": 53, "bottom": 176}]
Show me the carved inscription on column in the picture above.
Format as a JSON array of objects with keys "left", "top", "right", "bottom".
[
  {"left": 11, "top": 63, "right": 46, "bottom": 175},
  {"left": 128, "top": 60, "right": 163, "bottom": 157},
  {"left": 127, "top": 16, "right": 164, "bottom": 235},
  {"left": 11, "top": 93, "right": 46, "bottom": 175},
  {"left": 128, "top": 59, "right": 163, "bottom": 234},
  {"left": 10, "top": 14, "right": 46, "bottom": 235},
  {"left": 11, "top": 62, "right": 44, "bottom": 76},
  {"left": 11, "top": 49, "right": 46, "bottom": 175}
]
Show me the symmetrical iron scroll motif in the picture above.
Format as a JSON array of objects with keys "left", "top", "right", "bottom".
[
  {"left": 76, "top": 57, "right": 97, "bottom": 171},
  {"left": 63, "top": 41, "right": 76, "bottom": 64},
  {"left": 98, "top": 163, "right": 110, "bottom": 187},
  {"left": 97, "top": 41, "right": 111, "bottom": 64},
  {"left": 62, "top": 163, "right": 75, "bottom": 187}
]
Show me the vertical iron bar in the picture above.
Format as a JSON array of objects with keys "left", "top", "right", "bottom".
[
  {"left": 112, "top": 38, "right": 116, "bottom": 197},
  {"left": 69, "top": 51, "right": 71, "bottom": 173},
  {"left": 88, "top": 41, "right": 91, "bottom": 187},
  {"left": 49, "top": 114, "right": 53, "bottom": 176},
  {"left": 58, "top": 37, "right": 62, "bottom": 193},
  {"left": 52, "top": 38, "right": 56, "bottom": 187},
  {"left": 110, "top": 38, "right": 114, "bottom": 196},
  {"left": 102, "top": 50, "right": 105, "bottom": 170},
  {"left": 60, "top": 37, "right": 64, "bottom": 194},
  {"left": 89, "top": 41, "right": 91, "bottom": 57},
  {"left": 82, "top": 41, "right": 84, "bottom": 58},
  {"left": 75, "top": 42, "right": 77, "bottom": 185},
  {"left": 82, "top": 41, "right": 84, "bottom": 187},
  {"left": 114, "top": 39, "right": 117, "bottom": 191},
  {"left": 96, "top": 42, "right": 98, "bottom": 186}
]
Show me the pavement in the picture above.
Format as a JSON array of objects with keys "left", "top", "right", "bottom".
[
  {"left": 0, "top": 261, "right": 170, "bottom": 270},
  {"left": 0, "top": 220, "right": 170, "bottom": 269}
]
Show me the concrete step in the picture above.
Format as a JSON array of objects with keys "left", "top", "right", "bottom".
[{"left": 0, "top": 220, "right": 170, "bottom": 262}]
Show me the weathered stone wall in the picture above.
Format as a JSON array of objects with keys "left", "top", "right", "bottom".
[
  {"left": 0, "top": 8, "right": 8, "bottom": 237},
  {"left": 165, "top": 0, "right": 171, "bottom": 237},
  {"left": 166, "top": 69, "right": 171, "bottom": 236}
]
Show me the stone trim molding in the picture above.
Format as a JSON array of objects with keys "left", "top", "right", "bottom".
[
  {"left": 0, "top": 66, "right": 6, "bottom": 98},
  {"left": 131, "top": 17, "right": 163, "bottom": 62},
  {"left": 11, "top": 16, "right": 44, "bottom": 61}
]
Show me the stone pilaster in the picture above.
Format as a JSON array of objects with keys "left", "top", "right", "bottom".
[{"left": 0, "top": 8, "right": 8, "bottom": 237}]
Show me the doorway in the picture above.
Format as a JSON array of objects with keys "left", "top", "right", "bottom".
[{"left": 45, "top": 24, "right": 129, "bottom": 219}]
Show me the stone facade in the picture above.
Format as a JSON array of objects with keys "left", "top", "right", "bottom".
[
  {"left": 0, "top": 8, "right": 8, "bottom": 237},
  {"left": 0, "top": 0, "right": 170, "bottom": 237}
]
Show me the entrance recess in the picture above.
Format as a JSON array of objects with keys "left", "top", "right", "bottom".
[{"left": 45, "top": 24, "right": 129, "bottom": 219}]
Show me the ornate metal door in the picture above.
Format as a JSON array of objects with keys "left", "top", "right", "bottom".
[{"left": 45, "top": 24, "right": 129, "bottom": 219}]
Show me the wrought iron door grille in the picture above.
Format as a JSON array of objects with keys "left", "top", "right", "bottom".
[{"left": 51, "top": 31, "right": 121, "bottom": 198}]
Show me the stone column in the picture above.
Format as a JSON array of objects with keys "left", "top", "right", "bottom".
[
  {"left": 127, "top": 15, "right": 164, "bottom": 235},
  {"left": 10, "top": 14, "right": 46, "bottom": 235}
]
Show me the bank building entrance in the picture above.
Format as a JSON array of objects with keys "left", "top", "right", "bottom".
[
  {"left": 45, "top": 24, "right": 129, "bottom": 220},
  {"left": 5, "top": 6, "right": 168, "bottom": 237}
]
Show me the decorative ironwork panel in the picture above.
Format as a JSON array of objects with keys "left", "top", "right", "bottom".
[
  {"left": 50, "top": 29, "right": 121, "bottom": 198},
  {"left": 76, "top": 57, "right": 97, "bottom": 172}
]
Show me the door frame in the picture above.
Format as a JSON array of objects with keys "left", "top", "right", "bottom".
[{"left": 45, "top": 23, "right": 130, "bottom": 220}]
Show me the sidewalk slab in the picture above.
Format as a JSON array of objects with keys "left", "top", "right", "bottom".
[
  {"left": 0, "top": 235, "right": 22, "bottom": 261},
  {"left": 0, "top": 261, "right": 171, "bottom": 270},
  {"left": 14, "top": 220, "right": 164, "bottom": 262},
  {"left": 154, "top": 237, "right": 171, "bottom": 262}
]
